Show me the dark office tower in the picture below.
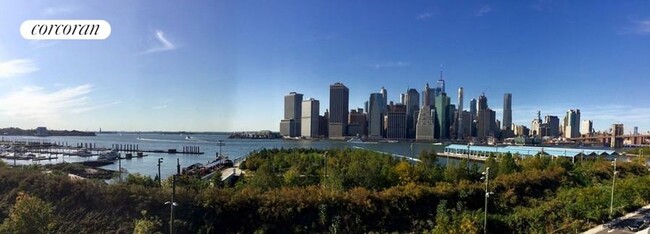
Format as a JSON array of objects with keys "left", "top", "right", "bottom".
[
  {"left": 503, "top": 93, "right": 512, "bottom": 130},
  {"left": 368, "top": 93, "right": 384, "bottom": 138},
  {"left": 422, "top": 83, "right": 435, "bottom": 108},
  {"left": 348, "top": 108, "right": 367, "bottom": 137},
  {"left": 279, "top": 92, "right": 303, "bottom": 137},
  {"left": 470, "top": 98, "right": 477, "bottom": 119},
  {"left": 404, "top": 88, "right": 420, "bottom": 138},
  {"left": 329, "top": 82, "right": 349, "bottom": 139},
  {"left": 477, "top": 108, "right": 496, "bottom": 141},
  {"left": 434, "top": 92, "right": 451, "bottom": 139},
  {"left": 384, "top": 103, "right": 407, "bottom": 139},
  {"left": 545, "top": 115, "right": 560, "bottom": 137}
]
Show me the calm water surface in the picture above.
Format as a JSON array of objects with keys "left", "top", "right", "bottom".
[{"left": 1, "top": 133, "right": 451, "bottom": 179}]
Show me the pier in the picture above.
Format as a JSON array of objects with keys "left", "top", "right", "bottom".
[{"left": 1, "top": 140, "right": 206, "bottom": 164}]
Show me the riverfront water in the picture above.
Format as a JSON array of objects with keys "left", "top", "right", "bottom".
[{"left": 1, "top": 133, "right": 450, "bottom": 180}]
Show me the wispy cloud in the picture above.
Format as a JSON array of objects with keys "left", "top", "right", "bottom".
[
  {"left": 374, "top": 61, "right": 410, "bottom": 69},
  {"left": 475, "top": 5, "right": 492, "bottom": 17},
  {"left": 531, "top": 0, "right": 555, "bottom": 12},
  {"left": 42, "top": 6, "right": 79, "bottom": 16},
  {"left": 630, "top": 20, "right": 650, "bottom": 34},
  {"left": 142, "top": 30, "right": 177, "bottom": 54},
  {"left": 72, "top": 101, "right": 121, "bottom": 114},
  {"left": 0, "top": 84, "right": 94, "bottom": 120},
  {"left": 417, "top": 12, "right": 433, "bottom": 20},
  {"left": 0, "top": 59, "right": 38, "bottom": 78}
]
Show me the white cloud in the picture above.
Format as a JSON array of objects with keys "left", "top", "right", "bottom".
[
  {"left": 0, "top": 84, "right": 94, "bottom": 120},
  {"left": 476, "top": 5, "right": 492, "bottom": 17},
  {"left": 142, "top": 30, "right": 177, "bottom": 54},
  {"left": 42, "top": 6, "right": 79, "bottom": 16},
  {"left": 374, "top": 61, "right": 410, "bottom": 69},
  {"left": 632, "top": 20, "right": 650, "bottom": 34},
  {"left": 0, "top": 59, "right": 38, "bottom": 78},
  {"left": 417, "top": 13, "right": 433, "bottom": 20}
]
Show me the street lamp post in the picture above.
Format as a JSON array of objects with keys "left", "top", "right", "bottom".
[
  {"left": 482, "top": 167, "right": 494, "bottom": 234},
  {"left": 467, "top": 144, "right": 470, "bottom": 170},
  {"left": 165, "top": 175, "right": 178, "bottom": 234},
  {"left": 610, "top": 158, "right": 617, "bottom": 219},
  {"left": 157, "top": 158, "right": 164, "bottom": 186}
]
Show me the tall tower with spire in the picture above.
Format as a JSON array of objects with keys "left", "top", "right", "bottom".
[{"left": 436, "top": 64, "right": 445, "bottom": 96}]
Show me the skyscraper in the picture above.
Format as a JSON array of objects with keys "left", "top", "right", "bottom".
[
  {"left": 581, "top": 120, "right": 593, "bottom": 136},
  {"left": 503, "top": 93, "right": 512, "bottom": 130},
  {"left": 563, "top": 109, "right": 581, "bottom": 138},
  {"left": 478, "top": 94, "right": 488, "bottom": 111},
  {"left": 476, "top": 93, "right": 495, "bottom": 141},
  {"left": 384, "top": 103, "right": 407, "bottom": 139},
  {"left": 404, "top": 88, "right": 420, "bottom": 138},
  {"left": 368, "top": 93, "right": 384, "bottom": 138},
  {"left": 279, "top": 92, "right": 303, "bottom": 137},
  {"left": 469, "top": 98, "right": 477, "bottom": 137},
  {"left": 545, "top": 115, "right": 560, "bottom": 137},
  {"left": 380, "top": 87, "right": 388, "bottom": 109},
  {"left": 348, "top": 108, "right": 367, "bottom": 137},
  {"left": 434, "top": 92, "right": 451, "bottom": 139},
  {"left": 457, "top": 87, "right": 464, "bottom": 139},
  {"left": 470, "top": 98, "right": 477, "bottom": 119},
  {"left": 531, "top": 111, "right": 542, "bottom": 136},
  {"left": 329, "top": 82, "right": 349, "bottom": 139},
  {"left": 435, "top": 67, "right": 445, "bottom": 97},
  {"left": 416, "top": 105, "right": 435, "bottom": 141},
  {"left": 301, "top": 98, "right": 320, "bottom": 138},
  {"left": 422, "top": 83, "right": 435, "bottom": 108}
]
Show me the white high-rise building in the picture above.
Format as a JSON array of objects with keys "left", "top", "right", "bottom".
[
  {"left": 581, "top": 120, "right": 593, "bottom": 136},
  {"left": 301, "top": 98, "right": 320, "bottom": 138}
]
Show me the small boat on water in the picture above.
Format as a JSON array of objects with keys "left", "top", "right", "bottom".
[
  {"left": 185, "top": 135, "right": 192, "bottom": 140},
  {"left": 347, "top": 136, "right": 378, "bottom": 144},
  {"left": 98, "top": 150, "right": 119, "bottom": 161}
]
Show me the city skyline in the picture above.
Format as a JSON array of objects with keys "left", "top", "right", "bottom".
[{"left": 1, "top": 1, "right": 650, "bottom": 132}]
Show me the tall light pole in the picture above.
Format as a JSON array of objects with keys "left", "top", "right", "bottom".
[
  {"left": 166, "top": 175, "right": 178, "bottom": 234},
  {"left": 482, "top": 167, "right": 494, "bottom": 234},
  {"left": 609, "top": 158, "right": 617, "bottom": 219},
  {"left": 157, "top": 158, "right": 164, "bottom": 186},
  {"left": 467, "top": 144, "right": 471, "bottom": 170}
]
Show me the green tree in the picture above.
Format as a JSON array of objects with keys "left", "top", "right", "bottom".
[
  {"left": 498, "top": 152, "right": 519, "bottom": 175},
  {"left": 133, "top": 210, "right": 162, "bottom": 234},
  {"left": 125, "top": 173, "right": 158, "bottom": 188},
  {"left": 0, "top": 192, "right": 56, "bottom": 234}
]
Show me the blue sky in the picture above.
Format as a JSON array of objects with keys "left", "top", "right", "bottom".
[{"left": 0, "top": 0, "right": 649, "bottom": 132}]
